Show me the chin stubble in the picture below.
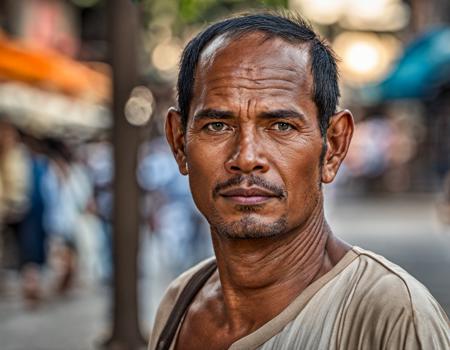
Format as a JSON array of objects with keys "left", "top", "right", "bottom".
[{"left": 214, "top": 214, "right": 288, "bottom": 240}]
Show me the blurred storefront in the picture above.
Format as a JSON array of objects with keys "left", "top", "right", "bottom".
[
  {"left": 0, "top": 0, "right": 111, "bottom": 138},
  {"left": 0, "top": 0, "right": 113, "bottom": 304}
]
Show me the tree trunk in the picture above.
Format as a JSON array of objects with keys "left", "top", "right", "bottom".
[{"left": 106, "top": 0, "right": 145, "bottom": 349}]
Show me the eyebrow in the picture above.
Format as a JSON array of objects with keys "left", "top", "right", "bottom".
[
  {"left": 193, "top": 108, "right": 306, "bottom": 122},
  {"left": 258, "top": 109, "right": 306, "bottom": 122},
  {"left": 193, "top": 109, "right": 235, "bottom": 120}
]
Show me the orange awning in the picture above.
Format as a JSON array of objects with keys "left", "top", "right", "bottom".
[{"left": 0, "top": 32, "right": 110, "bottom": 103}]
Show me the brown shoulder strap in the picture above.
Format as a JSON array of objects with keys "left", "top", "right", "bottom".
[{"left": 155, "top": 259, "right": 217, "bottom": 350}]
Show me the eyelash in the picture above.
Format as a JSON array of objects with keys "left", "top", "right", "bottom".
[
  {"left": 271, "top": 122, "right": 295, "bottom": 131},
  {"left": 202, "top": 121, "right": 296, "bottom": 133},
  {"left": 204, "top": 122, "right": 229, "bottom": 132}
]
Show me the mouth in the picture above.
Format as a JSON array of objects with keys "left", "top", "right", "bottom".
[{"left": 219, "top": 187, "right": 279, "bottom": 205}]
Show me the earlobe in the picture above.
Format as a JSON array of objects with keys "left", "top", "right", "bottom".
[
  {"left": 321, "top": 109, "right": 354, "bottom": 183},
  {"left": 165, "top": 107, "right": 189, "bottom": 175}
]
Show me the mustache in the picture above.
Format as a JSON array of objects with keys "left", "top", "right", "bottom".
[{"left": 213, "top": 174, "right": 286, "bottom": 198}]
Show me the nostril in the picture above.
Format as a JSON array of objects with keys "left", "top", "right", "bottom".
[{"left": 227, "top": 161, "right": 267, "bottom": 173}]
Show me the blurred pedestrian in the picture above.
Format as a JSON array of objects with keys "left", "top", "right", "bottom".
[
  {"left": 138, "top": 137, "right": 211, "bottom": 276},
  {"left": 13, "top": 133, "right": 50, "bottom": 307},
  {"left": 43, "top": 139, "right": 93, "bottom": 294},
  {"left": 0, "top": 121, "right": 30, "bottom": 294},
  {"left": 84, "top": 140, "right": 114, "bottom": 283}
]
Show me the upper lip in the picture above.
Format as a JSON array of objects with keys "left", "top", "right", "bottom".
[{"left": 220, "top": 187, "right": 278, "bottom": 197}]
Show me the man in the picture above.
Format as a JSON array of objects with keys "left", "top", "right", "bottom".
[{"left": 149, "top": 13, "right": 450, "bottom": 350}]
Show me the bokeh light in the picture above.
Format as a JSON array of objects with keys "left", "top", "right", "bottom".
[
  {"left": 290, "top": 0, "right": 344, "bottom": 25},
  {"left": 333, "top": 32, "right": 401, "bottom": 84},
  {"left": 290, "top": 0, "right": 410, "bottom": 31},
  {"left": 151, "top": 40, "right": 182, "bottom": 72},
  {"left": 124, "top": 86, "right": 154, "bottom": 126}
]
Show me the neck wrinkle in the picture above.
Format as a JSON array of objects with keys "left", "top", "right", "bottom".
[{"left": 210, "top": 198, "right": 331, "bottom": 329}]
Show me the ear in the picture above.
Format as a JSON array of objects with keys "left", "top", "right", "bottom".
[
  {"left": 321, "top": 109, "right": 354, "bottom": 183},
  {"left": 165, "top": 107, "right": 188, "bottom": 175}
]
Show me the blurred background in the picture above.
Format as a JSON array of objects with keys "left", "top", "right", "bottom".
[{"left": 0, "top": 0, "right": 449, "bottom": 349}]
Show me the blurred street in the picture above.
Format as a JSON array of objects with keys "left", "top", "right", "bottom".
[{"left": 0, "top": 194, "right": 449, "bottom": 350}]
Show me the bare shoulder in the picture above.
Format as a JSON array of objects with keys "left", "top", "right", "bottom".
[{"left": 148, "top": 257, "right": 215, "bottom": 350}]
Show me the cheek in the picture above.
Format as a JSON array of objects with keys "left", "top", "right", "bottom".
[
  {"left": 277, "top": 143, "right": 322, "bottom": 212},
  {"left": 187, "top": 138, "right": 224, "bottom": 175},
  {"left": 186, "top": 140, "right": 224, "bottom": 211}
]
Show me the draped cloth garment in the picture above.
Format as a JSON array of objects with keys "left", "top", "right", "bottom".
[{"left": 149, "top": 247, "right": 450, "bottom": 350}]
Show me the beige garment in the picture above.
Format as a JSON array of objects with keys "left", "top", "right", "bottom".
[
  {"left": 149, "top": 247, "right": 450, "bottom": 350},
  {"left": 0, "top": 145, "right": 29, "bottom": 220}
]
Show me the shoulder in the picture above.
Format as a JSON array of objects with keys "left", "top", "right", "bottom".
[
  {"left": 343, "top": 247, "right": 450, "bottom": 348},
  {"left": 351, "top": 246, "right": 442, "bottom": 308},
  {"left": 148, "top": 257, "right": 215, "bottom": 350}
]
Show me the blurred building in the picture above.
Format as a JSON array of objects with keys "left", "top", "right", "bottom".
[{"left": 0, "top": 0, "right": 113, "bottom": 301}]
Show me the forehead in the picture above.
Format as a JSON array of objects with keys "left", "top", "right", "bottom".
[{"left": 191, "top": 32, "right": 314, "bottom": 113}]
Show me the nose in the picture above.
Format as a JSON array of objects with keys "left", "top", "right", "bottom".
[{"left": 225, "top": 129, "right": 269, "bottom": 175}]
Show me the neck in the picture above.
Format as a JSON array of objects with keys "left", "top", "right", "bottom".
[{"left": 210, "top": 201, "right": 349, "bottom": 332}]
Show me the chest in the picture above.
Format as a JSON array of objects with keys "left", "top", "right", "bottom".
[{"left": 174, "top": 311, "right": 243, "bottom": 350}]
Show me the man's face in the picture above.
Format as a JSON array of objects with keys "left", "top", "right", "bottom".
[{"left": 180, "top": 33, "right": 326, "bottom": 239}]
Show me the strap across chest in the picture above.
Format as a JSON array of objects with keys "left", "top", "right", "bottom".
[{"left": 155, "top": 260, "right": 218, "bottom": 350}]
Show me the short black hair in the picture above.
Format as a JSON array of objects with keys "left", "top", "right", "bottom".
[{"left": 177, "top": 12, "right": 340, "bottom": 136}]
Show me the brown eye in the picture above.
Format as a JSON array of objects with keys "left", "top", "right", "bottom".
[
  {"left": 206, "top": 122, "right": 227, "bottom": 132},
  {"left": 273, "top": 122, "right": 293, "bottom": 131}
]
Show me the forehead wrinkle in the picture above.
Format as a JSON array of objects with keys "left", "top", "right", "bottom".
[
  {"left": 204, "top": 75, "right": 311, "bottom": 98},
  {"left": 203, "top": 63, "right": 307, "bottom": 84},
  {"left": 206, "top": 76, "right": 299, "bottom": 87},
  {"left": 205, "top": 66, "right": 301, "bottom": 81},
  {"left": 207, "top": 85, "right": 298, "bottom": 93},
  {"left": 203, "top": 71, "right": 303, "bottom": 94},
  {"left": 197, "top": 34, "right": 312, "bottom": 85},
  {"left": 192, "top": 33, "right": 315, "bottom": 117},
  {"left": 198, "top": 62, "right": 312, "bottom": 101}
]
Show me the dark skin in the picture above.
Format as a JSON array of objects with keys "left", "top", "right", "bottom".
[{"left": 166, "top": 32, "right": 354, "bottom": 350}]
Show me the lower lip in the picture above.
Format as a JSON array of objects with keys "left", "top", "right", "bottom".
[{"left": 222, "top": 195, "right": 274, "bottom": 205}]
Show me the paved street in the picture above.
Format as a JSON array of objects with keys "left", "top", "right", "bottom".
[
  {"left": 0, "top": 282, "right": 108, "bottom": 350},
  {"left": 0, "top": 194, "right": 449, "bottom": 350}
]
